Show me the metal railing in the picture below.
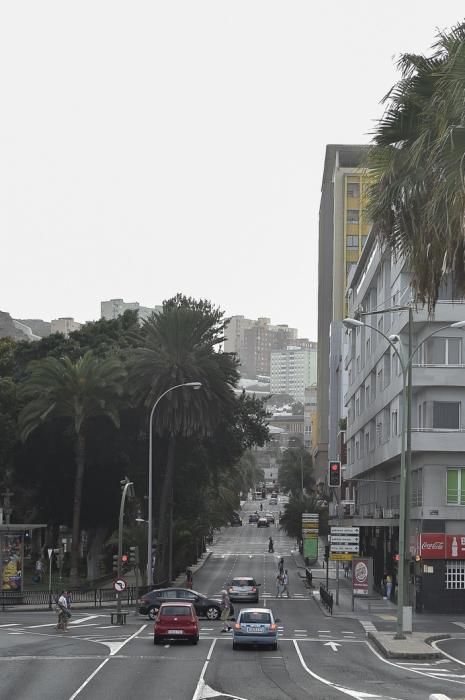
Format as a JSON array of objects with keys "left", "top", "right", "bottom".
[
  {"left": 0, "top": 585, "right": 154, "bottom": 612},
  {"left": 319, "top": 584, "right": 333, "bottom": 614}
]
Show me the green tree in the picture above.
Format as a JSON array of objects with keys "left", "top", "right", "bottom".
[
  {"left": 128, "top": 295, "right": 239, "bottom": 583},
  {"left": 278, "top": 447, "right": 314, "bottom": 496},
  {"left": 367, "top": 22, "right": 465, "bottom": 308},
  {"left": 18, "top": 351, "right": 127, "bottom": 583}
]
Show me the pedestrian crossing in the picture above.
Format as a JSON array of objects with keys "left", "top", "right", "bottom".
[
  {"left": 359, "top": 620, "right": 377, "bottom": 634},
  {"left": 395, "top": 659, "right": 465, "bottom": 681}
]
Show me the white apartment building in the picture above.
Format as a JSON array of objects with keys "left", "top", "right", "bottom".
[
  {"left": 50, "top": 317, "right": 82, "bottom": 337},
  {"left": 270, "top": 345, "right": 317, "bottom": 402},
  {"left": 339, "top": 228, "right": 465, "bottom": 613},
  {"left": 100, "top": 298, "right": 162, "bottom": 322}
]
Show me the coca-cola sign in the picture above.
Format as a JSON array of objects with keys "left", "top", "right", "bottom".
[
  {"left": 420, "top": 533, "right": 445, "bottom": 559},
  {"left": 445, "top": 535, "right": 465, "bottom": 559}
]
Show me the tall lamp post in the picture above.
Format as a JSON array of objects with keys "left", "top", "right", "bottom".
[
  {"left": 146, "top": 382, "right": 202, "bottom": 586},
  {"left": 343, "top": 317, "right": 465, "bottom": 639}
]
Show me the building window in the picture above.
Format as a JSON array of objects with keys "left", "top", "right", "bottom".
[
  {"left": 355, "top": 440, "right": 360, "bottom": 459},
  {"left": 365, "top": 383, "right": 370, "bottom": 407},
  {"left": 356, "top": 356, "right": 360, "bottom": 373},
  {"left": 347, "top": 210, "right": 359, "bottom": 224},
  {"left": 392, "top": 410, "right": 398, "bottom": 436},
  {"left": 355, "top": 396, "right": 360, "bottom": 417},
  {"left": 446, "top": 561, "right": 465, "bottom": 589},
  {"left": 366, "top": 337, "right": 371, "bottom": 357},
  {"left": 447, "top": 468, "right": 465, "bottom": 504},
  {"left": 347, "top": 235, "right": 359, "bottom": 248},
  {"left": 433, "top": 401, "right": 460, "bottom": 429},
  {"left": 377, "top": 368, "right": 383, "bottom": 393},
  {"left": 347, "top": 183, "right": 360, "bottom": 198},
  {"left": 425, "top": 337, "right": 462, "bottom": 365},
  {"left": 411, "top": 468, "right": 422, "bottom": 506}
]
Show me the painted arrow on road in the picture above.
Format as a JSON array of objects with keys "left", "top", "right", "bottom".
[{"left": 323, "top": 641, "right": 341, "bottom": 652}]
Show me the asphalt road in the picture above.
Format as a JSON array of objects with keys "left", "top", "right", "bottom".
[{"left": 1, "top": 497, "right": 465, "bottom": 699}]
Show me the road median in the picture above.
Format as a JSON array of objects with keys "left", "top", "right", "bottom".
[{"left": 367, "top": 631, "right": 450, "bottom": 659}]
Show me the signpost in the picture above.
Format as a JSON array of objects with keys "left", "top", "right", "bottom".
[
  {"left": 330, "top": 527, "right": 360, "bottom": 561},
  {"left": 113, "top": 578, "right": 127, "bottom": 593},
  {"left": 302, "top": 513, "right": 319, "bottom": 562},
  {"left": 351, "top": 556, "right": 374, "bottom": 610}
]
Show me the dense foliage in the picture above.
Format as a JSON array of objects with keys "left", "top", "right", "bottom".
[{"left": 0, "top": 297, "right": 269, "bottom": 586}]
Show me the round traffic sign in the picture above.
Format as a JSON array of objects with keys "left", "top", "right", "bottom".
[{"left": 113, "top": 578, "right": 127, "bottom": 592}]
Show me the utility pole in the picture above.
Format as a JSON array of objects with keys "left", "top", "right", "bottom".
[{"left": 116, "top": 477, "right": 134, "bottom": 623}]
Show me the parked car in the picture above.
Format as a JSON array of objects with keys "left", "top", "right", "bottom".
[
  {"left": 257, "top": 517, "right": 269, "bottom": 528},
  {"left": 265, "top": 512, "right": 275, "bottom": 524},
  {"left": 227, "top": 577, "right": 260, "bottom": 603},
  {"left": 232, "top": 607, "right": 279, "bottom": 650},
  {"left": 154, "top": 602, "right": 199, "bottom": 645},
  {"left": 248, "top": 513, "right": 259, "bottom": 523},
  {"left": 138, "top": 587, "right": 223, "bottom": 620}
]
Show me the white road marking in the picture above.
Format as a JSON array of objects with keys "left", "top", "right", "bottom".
[
  {"left": 369, "top": 641, "right": 465, "bottom": 688},
  {"left": 67, "top": 624, "right": 146, "bottom": 700},
  {"left": 0, "top": 623, "right": 19, "bottom": 627},
  {"left": 70, "top": 615, "right": 100, "bottom": 625},
  {"left": 25, "top": 623, "right": 58, "bottom": 629}
]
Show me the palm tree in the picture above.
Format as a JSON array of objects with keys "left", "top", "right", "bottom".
[
  {"left": 129, "top": 297, "right": 239, "bottom": 583},
  {"left": 18, "top": 352, "right": 127, "bottom": 583},
  {"left": 278, "top": 447, "right": 314, "bottom": 497},
  {"left": 367, "top": 22, "right": 465, "bottom": 308}
]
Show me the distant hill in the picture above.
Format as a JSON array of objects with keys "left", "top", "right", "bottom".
[{"left": 17, "top": 319, "right": 51, "bottom": 337}]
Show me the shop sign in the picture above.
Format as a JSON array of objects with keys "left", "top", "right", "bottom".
[
  {"left": 445, "top": 535, "right": 465, "bottom": 559},
  {"left": 420, "top": 533, "right": 445, "bottom": 559}
]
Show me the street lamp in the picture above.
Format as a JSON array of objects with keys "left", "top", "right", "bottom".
[
  {"left": 146, "top": 382, "right": 202, "bottom": 586},
  {"left": 343, "top": 316, "right": 465, "bottom": 639}
]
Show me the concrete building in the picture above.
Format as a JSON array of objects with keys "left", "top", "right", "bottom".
[
  {"left": 340, "top": 228, "right": 465, "bottom": 613},
  {"left": 50, "top": 317, "right": 82, "bottom": 337},
  {"left": 270, "top": 343, "right": 317, "bottom": 402},
  {"left": 304, "top": 385, "right": 317, "bottom": 452},
  {"left": 242, "top": 319, "right": 297, "bottom": 379},
  {"left": 100, "top": 298, "right": 162, "bottom": 322},
  {"left": 223, "top": 315, "right": 256, "bottom": 355},
  {"left": 315, "top": 144, "right": 371, "bottom": 480}
]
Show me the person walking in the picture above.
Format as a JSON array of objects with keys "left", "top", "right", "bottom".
[
  {"left": 276, "top": 572, "right": 284, "bottom": 598},
  {"left": 278, "top": 557, "right": 284, "bottom": 575},
  {"left": 220, "top": 589, "right": 232, "bottom": 632},
  {"left": 385, "top": 573, "right": 393, "bottom": 600},
  {"left": 282, "top": 570, "right": 291, "bottom": 598},
  {"left": 186, "top": 568, "right": 193, "bottom": 590},
  {"left": 56, "top": 590, "right": 70, "bottom": 631},
  {"left": 35, "top": 559, "right": 44, "bottom": 583}
]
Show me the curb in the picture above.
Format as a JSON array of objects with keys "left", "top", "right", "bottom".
[
  {"left": 172, "top": 551, "right": 212, "bottom": 587},
  {"left": 367, "top": 632, "right": 451, "bottom": 659}
]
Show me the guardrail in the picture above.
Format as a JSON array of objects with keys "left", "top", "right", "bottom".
[
  {"left": 0, "top": 585, "right": 153, "bottom": 612},
  {"left": 319, "top": 584, "right": 333, "bottom": 614}
]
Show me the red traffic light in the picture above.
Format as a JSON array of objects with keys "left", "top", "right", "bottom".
[
  {"left": 328, "top": 460, "right": 341, "bottom": 487},
  {"left": 121, "top": 554, "right": 128, "bottom": 563}
]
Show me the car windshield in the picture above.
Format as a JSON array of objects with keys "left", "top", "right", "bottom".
[
  {"left": 231, "top": 579, "right": 254, "bottom": 587},
  {"left": 160, "top": 606, "right": 191, "bottom": 616},
  {"left": 240, "top": 612, "right": 271, "bottom": 624}
]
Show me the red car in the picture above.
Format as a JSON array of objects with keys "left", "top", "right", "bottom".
[{"left": 153, "top": 602, "right": 199, "bottom": 645}]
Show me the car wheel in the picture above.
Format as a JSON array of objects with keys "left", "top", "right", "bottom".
[
  {"left": 191, "top": 636, "right": 199, "bottom": 645},
  {"left": 148, "top": 606, "right": 158, "bottom": 620},
  {"left": 154, "top": 635, "right": 160, "bottom": 645},
  {"left": 205, "top": 606, "right": 220, "bottom": 620},
  {"left": 271, "top": 642, "right": 278, "bottom": 651},
  {"left": 232, "top": 642, "right": 238, "bottom": 650}
]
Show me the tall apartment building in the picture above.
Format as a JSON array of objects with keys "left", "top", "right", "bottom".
[
  {"left": 242, "top": 320, "right": 297, "bottom": 379},
  {"left": 50, "top": 317, "right": 82, "bottom": 337},
  {"left": 100, "top": 298, "right": 162, "bottom": 322},
  {"left": 315, "top": 144, "right": 370, "bottom": 479},
  {"left": 341, "top": 228, "right": 465, "bottom": 612},
  {"left": 224, "top": 316, "right": 298, "bottom": 379},
  {"left": 270, "top": 343, "right": 317, "bottom": 402}
]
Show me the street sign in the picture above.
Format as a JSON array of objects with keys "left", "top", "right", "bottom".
[
  {"left": 302, "top": 513, "right": 319, "bottom": 561},
  {"left": 352, "top": 557, "right": 373, "bottom": 596},
  {"left": 330, "top": 526, "right": 359, "bottom": 560},
  {"left": 48, "top": 548, "right": 53, "bottom": 559},
  {"left": 113, "top": 578, "right": 127, "bottom": 593}
]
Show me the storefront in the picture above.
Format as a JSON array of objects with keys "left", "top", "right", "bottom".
[{"left": 417, "top": 532, "right": 465, "bottom": 613}]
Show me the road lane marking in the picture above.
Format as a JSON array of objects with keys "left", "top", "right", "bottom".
[
  {"left": 293, "top": 640, "right": 405, "bottom": 699},
  {"left": 67, "top": 624, "right": 146, "bottom": 700},
  {"left": 0, "top": 624, "right": 19, "bottom": 627},
  {"left": 70, "top": 615, "right": 100, "bottom": 625},
  {"left": 25, "top": 623, "right": 58, "bottom": 628}
]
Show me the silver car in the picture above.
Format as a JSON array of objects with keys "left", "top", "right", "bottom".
[
  {"left": 228, "top": 577, "right": 260, "bottom": 603},
  {"left": 232, "top": 608, "right": 279, "bottom": 650}
]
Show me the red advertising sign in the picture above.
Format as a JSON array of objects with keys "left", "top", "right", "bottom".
[
  {"left": 445, "top": 535, "right": 465, "bottom": 559},
  {"left": 419, "top": 533, "right": 445, "bottom": 559},
  {"left": 352, "top": 557, "right": 372, "bottom": 596}
]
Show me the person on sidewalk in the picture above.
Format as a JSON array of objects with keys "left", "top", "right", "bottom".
[
  {"left": 186, "top": 568, "right": 193, "bottom": 589},
  {"left": 385, "top": 573, "right": 393, "bottom": 600},
  {"left": 282, "top": 570, "right": 291, "bottom": 598},
  {"left": 220, "top": 589, "right": 232, "bottom": 632}
]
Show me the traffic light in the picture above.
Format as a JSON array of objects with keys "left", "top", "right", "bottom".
[
  {"left": 121, "top": 554, "right": 128, "bottom": 564},
  {"left": 324, "top": 545, "right": 330, "bottom": 561},
  {"left": 112, "top": 554, "right": 118, "bottom": 571},
  {"left": 328, "top": 460, "right": 341, "bottom": 487},
  {"left": 129, "top": 546, "right": 138, "bottom": 566}
]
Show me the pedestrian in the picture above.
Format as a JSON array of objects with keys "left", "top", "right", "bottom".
[
  {"left": 385, "top": 573, "right": 393, "bottom": 600},
  {"left": 278, "top": 557, "right": 284, "bottom": 575},
  {"left": 66, "top": 591, "right": 72, "bottom": 610},
  {"left": 186, "top": 568, "right": 193, "bottom": 590},
  {"left": 276, "top": 572, "right": 284, "bottom": 597},
  {"left": 56, "top": 590, "right": 70, "bottom": 631},
  {"left": 35, "top": 559, "right": 44, "bottom": 583},
  {"left": 220, "top": 589, "right": 232, "bottom": 632},
  {"left": 282, "top": 570, "right": 291, "bottom": 598}
]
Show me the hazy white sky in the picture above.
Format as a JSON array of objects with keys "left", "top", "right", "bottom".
[{"left": 1, "top": 2, "right": 464, "bottom": 339}]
